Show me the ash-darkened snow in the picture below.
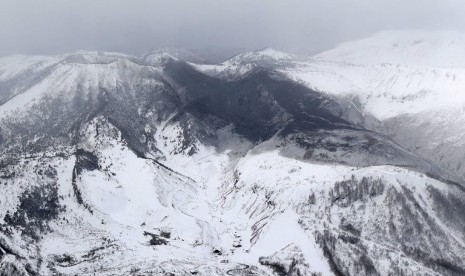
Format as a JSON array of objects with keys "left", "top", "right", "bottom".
[{"left": 1, "top": 30, "right": 465, "bottom": 276}]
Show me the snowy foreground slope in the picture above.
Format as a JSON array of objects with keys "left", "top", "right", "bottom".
[{"left": 1, "top": 32, "right": 465, "bottom": 275}]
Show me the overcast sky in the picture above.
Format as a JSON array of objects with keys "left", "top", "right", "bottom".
[{"left": 1, "top": 0, "right": 464, "bottom": 57}]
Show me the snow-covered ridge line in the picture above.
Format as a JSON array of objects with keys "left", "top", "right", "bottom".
[
  {"left": 315, "top": 29, "right": 465, "bottom": 68},
  {"left": 3, "top": 30, "right": 465, "bottom": 121},
  {"left": 1, "top": 31, "right": 465, "bottom": 275}
]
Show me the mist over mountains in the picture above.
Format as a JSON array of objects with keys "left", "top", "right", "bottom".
[{"left": 3, "top": 0, "right": 465, "bottom": 56}]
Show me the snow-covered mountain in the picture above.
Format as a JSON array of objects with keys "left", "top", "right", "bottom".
[
  {"left": 1, "top": 35, "right": 465, "bottom": 276},
  {"left": 314, "top": 30, "right": 465, "bottom": 68},
  {"left": 280, "top": 30, "right": 465, "bottom": 183},
  {"left": 193, "top": 30, "right": 465, "bottom": 182},
  {"left": 191, "top": 47, "right": 296, "bottom": 79}
]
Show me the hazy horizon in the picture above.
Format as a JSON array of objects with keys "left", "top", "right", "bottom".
[{"left": 1, "top": 0, "right": 465, "bottom": 57}]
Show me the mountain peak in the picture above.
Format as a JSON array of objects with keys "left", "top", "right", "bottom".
[
  {"left": 253, "top": 47, "right": 293, "bottom": 58},
  {"left": 2, "top": 30, "right": 465, "bottom": 276},
  {"left": 315, "top": 29, "right": 465, "bottom": 67},
  {"left": 144, "top": 47, "right": 205, "bottom": 64},
  {"left": 228, "top": 47, "right": 294, "bottom": 64}
]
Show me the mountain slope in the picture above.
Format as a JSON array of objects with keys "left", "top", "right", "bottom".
[
  {"left": 0, "top": 45, "right": 464, "bottom": 276},
  {"left": 190, "top": 31, "right": 465, "bottom": 182},
  {"left": 274, "top": 30, "right": 465, "bottom": 182},
  {"left": 314, "top": 30, "right": 465, "bottom": 68}
]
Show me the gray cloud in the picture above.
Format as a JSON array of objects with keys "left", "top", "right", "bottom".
[{"left": 1, "top": 0, "right": 464, "bottom": 57}]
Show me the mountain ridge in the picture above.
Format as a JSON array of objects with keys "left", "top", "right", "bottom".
[{"left": 1, "top": 30, "right": 465, "bottom": 275}]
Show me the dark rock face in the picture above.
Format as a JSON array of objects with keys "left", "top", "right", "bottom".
[
  {"left": 75, "top": 149, "right": 99, "bottom": 173},
  {"left": 164, "top": 62, "right": 460, "bottom": 184},
  {"left": 165, "top": 61, "right": 349, "bottom": 143}
]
